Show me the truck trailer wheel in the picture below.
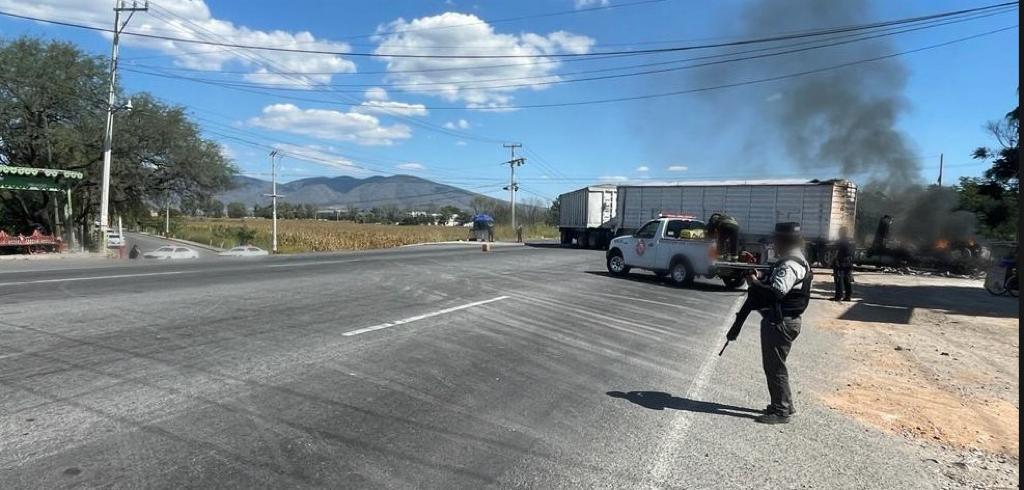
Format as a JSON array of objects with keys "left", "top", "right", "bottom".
[
  {"left": 721, "top": 276, "right": 743, "bottom": 289},
  {"left": 668, "top": 258, "right": 695, "bottom": 287},
  {"left": 607, "top": 251, "right": 630, "bottom": 276}
]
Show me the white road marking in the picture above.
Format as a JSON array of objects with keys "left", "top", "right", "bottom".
[
  {"left": 0, "top": 270, "right": 191, "bottom": 287},
  {"left": 343, "top": 296, "right": 510, "bottom": 336},
  {"left": 645, "top": 295, "right": 745, "bottom": 486}
]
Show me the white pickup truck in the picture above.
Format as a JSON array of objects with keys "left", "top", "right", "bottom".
[{"left": 605, "top": 216, "right": 763, "bottom": 288}]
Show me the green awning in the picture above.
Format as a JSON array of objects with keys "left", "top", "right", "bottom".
[
  {"left": 0, "top": 165, "right": 84, "bottom": 180},
  {"left": 0, "top": 165, "right": 84, "bottom": 192}
]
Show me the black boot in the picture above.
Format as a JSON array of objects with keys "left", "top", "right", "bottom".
[{"left": 754, "top": 412, "right": 791, "bottom": 424}]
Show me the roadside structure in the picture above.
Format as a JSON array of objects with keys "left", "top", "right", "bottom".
[{"left": 0, "top": 165, "right": 83, "bottom": 251}]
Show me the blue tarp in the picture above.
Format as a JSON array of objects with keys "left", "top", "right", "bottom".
[{"left": 471, "top": 214, "right": 494, "bottom": 223}]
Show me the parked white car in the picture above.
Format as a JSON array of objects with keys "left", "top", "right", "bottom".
[
  {"left": 106, "top": 232, "right": 125, "bottom": 247},
  {"left": 143, "top": 246, "right": 199, "bottom": 260},
  {"left": 218, "top": 245, "right": 269, "bottom": 257}
]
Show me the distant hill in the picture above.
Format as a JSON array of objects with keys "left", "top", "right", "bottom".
[{"left": 217, "top": 174, "right": 496, "bottom": 210}]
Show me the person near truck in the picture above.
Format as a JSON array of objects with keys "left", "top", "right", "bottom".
[
  {"left": 831, "top": 226, "right": 854, "bottom": 301},
  {"left": 727, "top": 222, "right": 813, "bottom": 424},
  {"left": 706, "top": 213, "right": 740, "bottom": 259}
]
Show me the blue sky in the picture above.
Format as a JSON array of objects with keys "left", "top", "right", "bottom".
[{"left": 0, "top": 0, "right": 1018, "bottom": 204}]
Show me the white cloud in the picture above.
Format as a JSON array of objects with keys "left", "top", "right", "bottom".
[
  {"left": 373, "top": 12, "right": 594, "bottom": 107},
  {"left": 667, "top": 165, "right": 689, "bottom": 172},
  {"left": 443, "top": 119, "right": 471, "bottom": 130},
  {"left": 636, "top": 165, "right": 650, "bottom": 172},
  {"left": 364, "top": 87, "right": 389, "bottom": 101},
  {"left": 0, "top": 1, "right": 356, "bottom": 86},
  {"left": 575, "top": 0, "right": 610, "bottom": 8},
  {"left": 249, "top": 104, "right": 411, "bottom": 146},
  {"left": 599, "top": 175, "right": 630, "bottom": 182},
  {"left": 270, "top": 143, "right": 370, "bottom": 175},
  {"left": 765, "top": 92, "right": 783, "bottom": 102},
  {"left": 355, "top": 100, "right": 429, "bottom": 117},
  {"left": 353, "top": 87, "right": 427, "bottom": 116},
  {"left": 396, "top": 163, "right": 426, "bottom": 171},
  {"left": 455, "top": 140, "right": 468, "bottom": 146}
]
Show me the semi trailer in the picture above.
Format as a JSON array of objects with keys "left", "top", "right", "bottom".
[
  {"left": 557, "top": 185, "right": 618, "bottom": 249},
  {"left": 612, "top": 179, "right": 857, "bottom": 263}
]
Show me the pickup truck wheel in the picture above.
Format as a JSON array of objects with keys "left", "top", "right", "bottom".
[
  {"left": 668, "top": 259, "right": 695, "bottom": 287},
  {"left": 607, "top": 251, "right": 630, "bottom": 276},
  {"left": 721, "top": 276, "right": 743, "bottom": 289}
]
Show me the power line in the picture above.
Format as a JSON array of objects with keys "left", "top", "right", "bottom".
[
  {"left": 143, "top": 3, "right": 508, "bottom": 146},
  {"left": 0, "top": 2, "right": 1013, "bottom": 59},
  {"left": 119, "top": 25, "right": 1016, "bottom": 111},
  {"left": 122, "top": 6, "right": 1015, "bottom": 89},
  {"left": 122, "top": 9, "right": 1014, "bottom": 98}
]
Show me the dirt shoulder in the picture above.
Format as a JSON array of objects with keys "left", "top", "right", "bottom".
[{"left": 808, "top": 269, "right": 1019, "bottom": 487}]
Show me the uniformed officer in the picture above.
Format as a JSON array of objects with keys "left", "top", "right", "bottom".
[
  {"left": 831, "top": 226, "right": 854, "bottom": 301},
  {"left": 741, "top": 222, "right": 813, "bottom": 424}
]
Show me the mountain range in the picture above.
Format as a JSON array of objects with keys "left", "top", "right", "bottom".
[{"left": 217, "top": 174, "right": 494, "bottom": 210}]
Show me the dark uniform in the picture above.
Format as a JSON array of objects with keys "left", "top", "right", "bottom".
[
  {"left": 832, "top": 234, "right": 854, "bottom": 301},
  {"left": 737, "top": 222, "right": 813, "bottom": 424},
  {"left": 706, "top": 213, "right": 740, "bottom": 258}
]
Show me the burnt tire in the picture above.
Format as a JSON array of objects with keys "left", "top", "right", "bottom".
[
  {"left": 668, "top": 258, "right": 695, "bottom": 287},
  {"left": 607, "top": 251, "right": 630, "bottom": 276}
]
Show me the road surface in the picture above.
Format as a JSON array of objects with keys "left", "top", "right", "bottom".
[{"left": 1, "top": 245, "right": 946, "bottom": 488}]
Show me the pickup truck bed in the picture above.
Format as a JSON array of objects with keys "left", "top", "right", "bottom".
[{"left": 605, "top": 217, "right": 767, "bottom": 288}]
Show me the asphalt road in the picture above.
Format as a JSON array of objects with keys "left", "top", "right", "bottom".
[
  {"left": 125, "top": 232, "right": 221, "bottom": 259},
  {"left": 1, "top": 245, "right": 947, "bottom": 488}
]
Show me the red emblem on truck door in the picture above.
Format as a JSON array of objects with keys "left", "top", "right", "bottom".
[{"left": 635, "top": 240, "right": 646, "bottom": 256}]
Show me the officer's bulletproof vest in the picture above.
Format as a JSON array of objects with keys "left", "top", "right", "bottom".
[{"left": 770, "top": 256, "right": 813, "bottom": 317}]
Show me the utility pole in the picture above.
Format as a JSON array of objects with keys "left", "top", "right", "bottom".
[
  {"left": 164, "top": 196, "right": 170, "bottom": 236},
  {"left": 502, "top": 143, "right": 525, "bottom": 233},
  {"left": 99, "top": 1, "right": 147, "bottom": 236},
  {"left": 937, "top": 153, "right": 944, "bottom": 186},
  {"left": 265, "top": 151, "right": 283, "bottom": 253}
]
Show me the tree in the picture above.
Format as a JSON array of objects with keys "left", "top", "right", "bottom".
[
  {"left": 226, "top": 201, "right": 248, "bottom": 218},
  {"left": 0, "top": 37, "right": 235, "bottom": 240},
  {"left": 546, "top": 199, "right": 560, "bottom": 226},
  {"left": 960, "top": 102, "right": 1019, "bottom": 239},
  {"left": 438, "top": 205, "right": 462, "bottom": 225}
]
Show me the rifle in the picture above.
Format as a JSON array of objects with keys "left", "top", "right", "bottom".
[{"left": 719, "top": 281, "right": 781, "bottom": 356}]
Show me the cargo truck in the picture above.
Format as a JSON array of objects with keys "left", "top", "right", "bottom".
[
  {"left": 613, "top": 179, "right": 857, "bottom": 263},
  {"left": 557, "top": 185, "right": 618, "bottom": 249}
]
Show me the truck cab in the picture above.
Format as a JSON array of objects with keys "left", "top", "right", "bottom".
[{"left": 606, "top": 217, "right": 716, "bottom": 286}]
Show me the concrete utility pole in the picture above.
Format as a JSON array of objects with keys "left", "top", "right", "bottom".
[
  {"left": 99, "top": 1, "right": 147, "bottom": 236},
  {"left": 937, "top": 153, "right": 944, "bottom": 186},
  {"left": 164, "top": 196, "right": 170, "bottom": 236},
  {"left": 502, "top": 143, "right": 525, "bottom": 233},
  {"left": 265, "top": 151, "right": 283, "bottom": 253}
]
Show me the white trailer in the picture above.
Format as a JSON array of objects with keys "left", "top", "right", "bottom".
[
  {"left": 614, "top": 179, "right": 857, "bottom": 261},
  {"left": 558, "top": 185, "right": 618, "bottom": 248}
]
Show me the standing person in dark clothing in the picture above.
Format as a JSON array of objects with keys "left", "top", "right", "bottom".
[
  {"left": 832, "top": 226, "right": 854, "bottom": 301},
  {"left": 728, "top": 222, "right": 812, "bottom": 424},
  {"left": 128, "top": 244, "right": 141, "bottom": 260},
  {"left": 706, "top": 213, "right": 740, "bottom": 259}
]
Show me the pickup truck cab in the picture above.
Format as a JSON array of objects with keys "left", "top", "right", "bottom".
[{"left": 606, "top": 217, "right": 749, "bottom": 288}]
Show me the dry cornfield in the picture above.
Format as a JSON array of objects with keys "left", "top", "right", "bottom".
[{"left": 178, "top": 218, "right": 557, "bottom": 253}]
